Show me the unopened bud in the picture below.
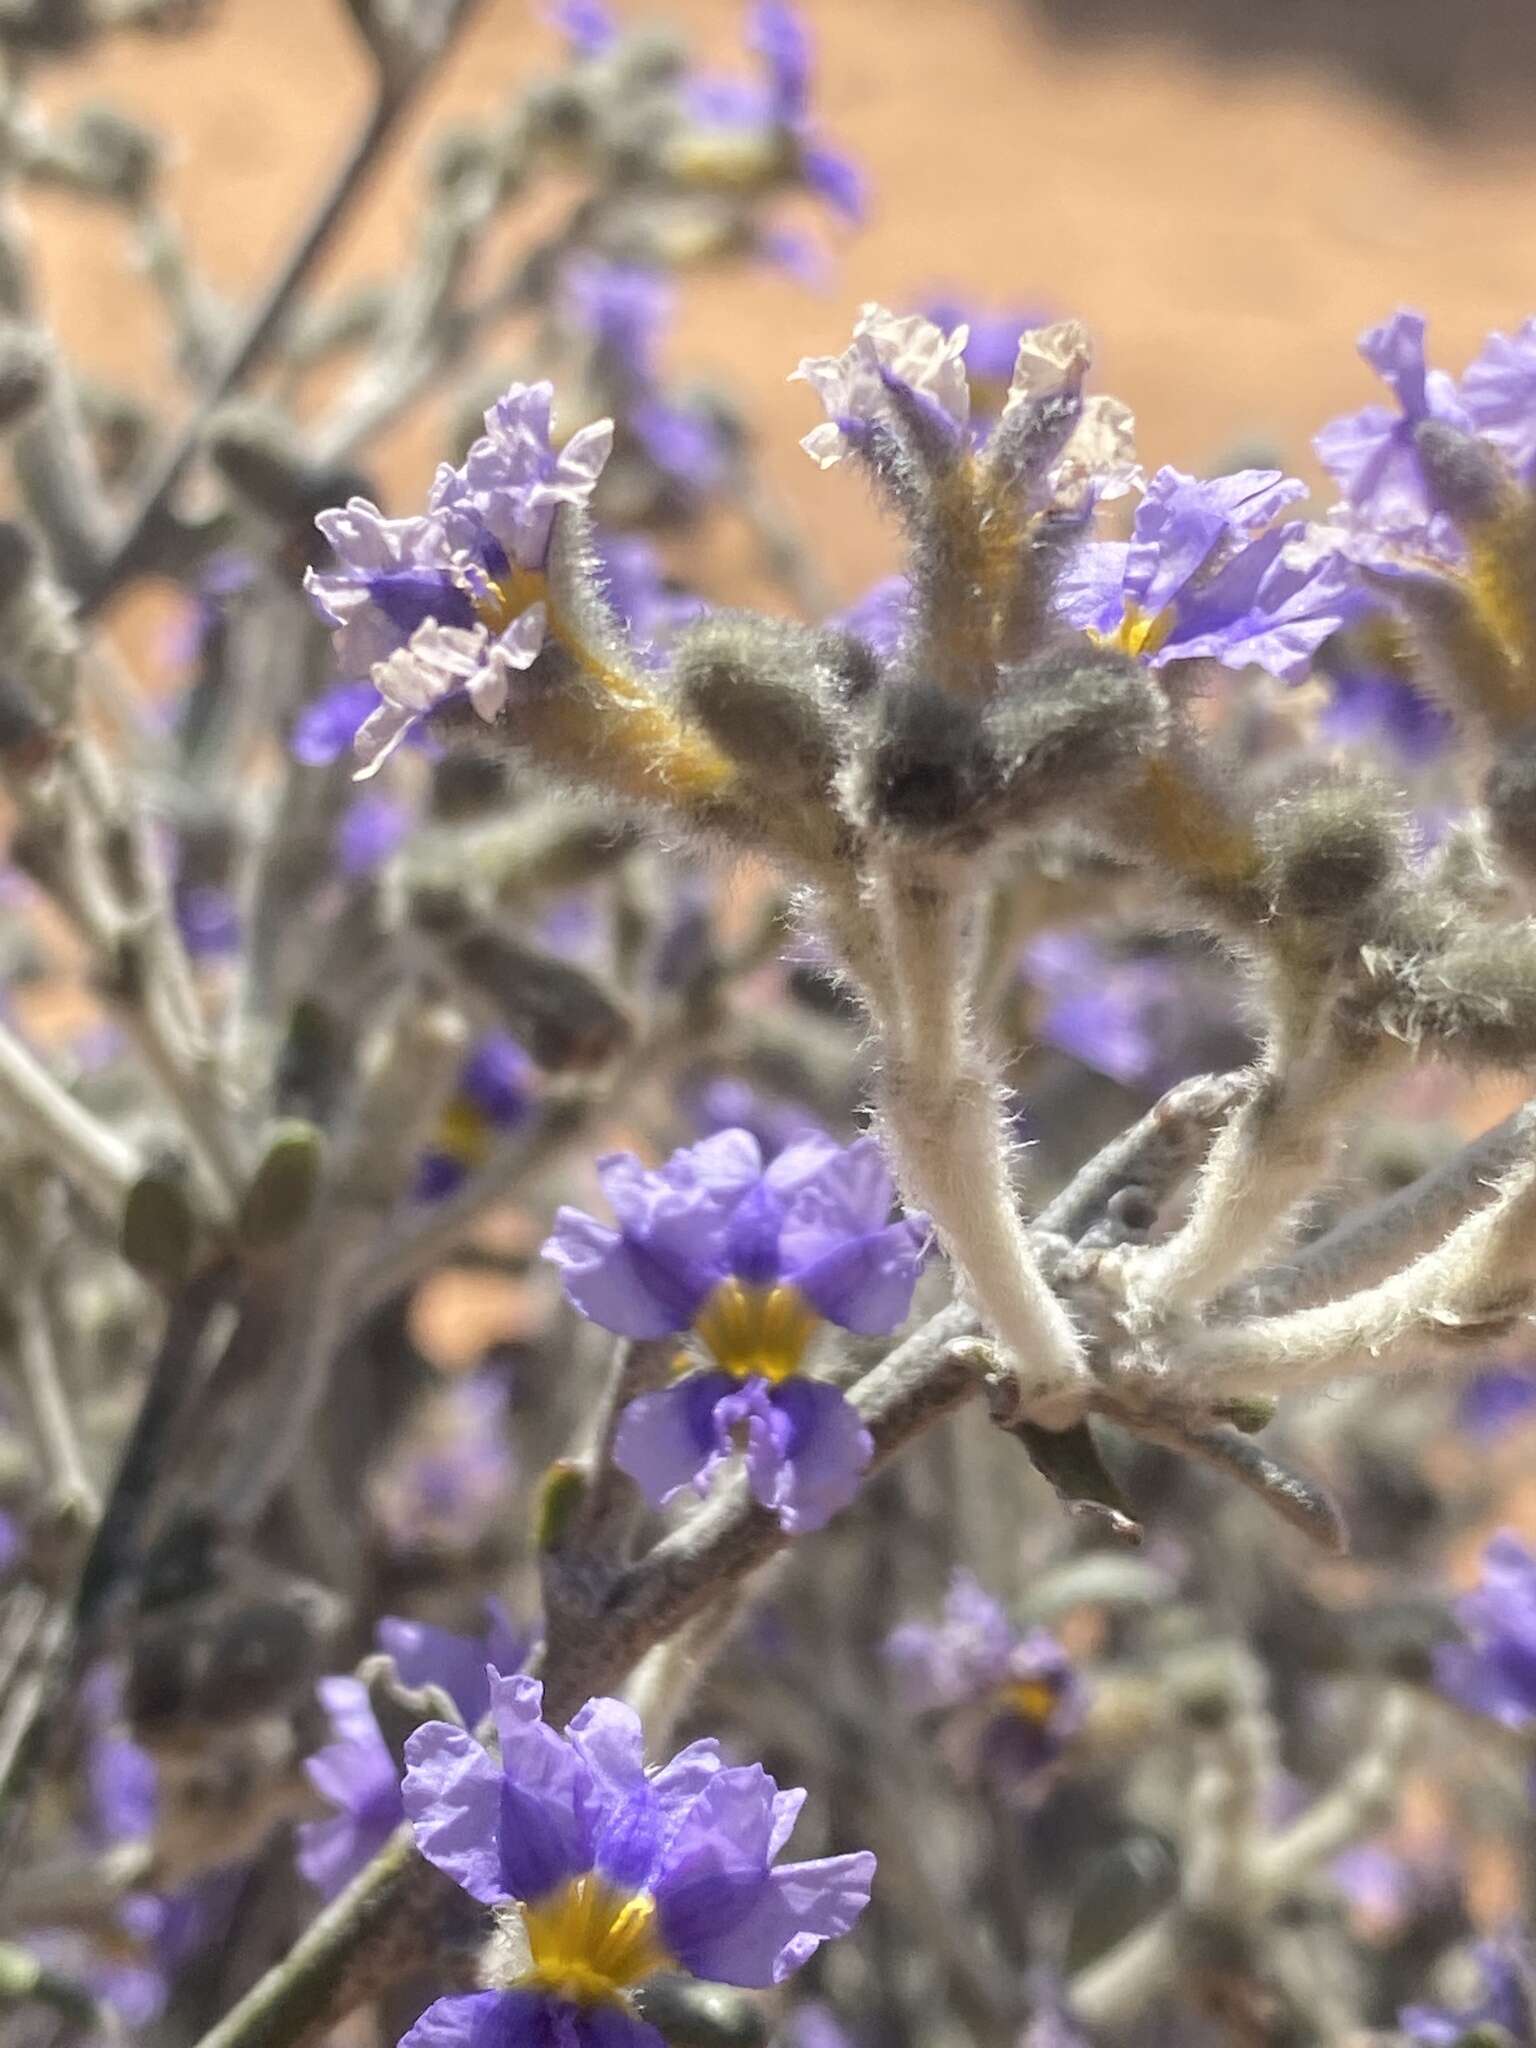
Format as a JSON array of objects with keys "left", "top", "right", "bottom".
[
  {"left": 987, "top": 645, "right": 1168, "bottom": 825},
  {"left": 1414, "top": 418, "right": 1510, "bottom": 528},
  {"left": 675, "top": 614, "right": 840, "bottom": 800},
  {"left": 236, "top": 1121, "right": 323, "bottom": 1250},
  {"left": 858, "top": 679, "right": 1000, "bottom": 842},
  {"left": 1258, "top": 775, "right": 1406, "bottom": 922}
]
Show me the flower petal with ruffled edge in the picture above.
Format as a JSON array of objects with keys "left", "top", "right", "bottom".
[
  {"left": 731, "top": 1376, "right": 872, "bottom": 1532},
  {"left": 403, "top": 1720, "right": 508, "bottom": 1907},
  {"left": 613, "top": 1371, "right": 737, "bottom": 1505},
  {"left": 298, "top": 1678, "right": 402, "bottom": 1897},
  {"left": 1314, "top": 310, "right": 1470, "bottom": 537},
  {"left": 354, "top": 622, "right": 509, "bottom": 780},
  {"left": 1462, "top": 316, "right": 1536, "bottom": 485},
  {"left": 793, "top": 304, "right": 970, "bottom": 469},
  {"left": 654, "top": 1766, "right": 873, "bottom": 1987},
  {"left": 490, "top": 1675, "right": 601, "bottom": 1903}
]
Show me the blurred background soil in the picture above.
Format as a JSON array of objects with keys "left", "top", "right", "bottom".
[{"left": 29, "top": 0, "right": 1536, "bottom": 609}]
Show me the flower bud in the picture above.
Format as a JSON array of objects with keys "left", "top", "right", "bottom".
[
  {"left": 1257, "top": 773, "right": 1407, "bottom": 923},
  {"left": 986, "top": 645, "right": 1168, "bottom": 827},
  {"left": 855, "top": 678, "right": 1000, "bottom": 844},
  {"left": 674, "top": 614, "right": 841, "bottom": 801}
]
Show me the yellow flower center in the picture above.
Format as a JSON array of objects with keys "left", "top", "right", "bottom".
[
  {"left": 433, "top": 1096, "right": 491, "bottom": 1171},
  {"left": 689, "top": 1277, "right": 820, "bottom": 1383},
  {"left": 1093, "top": 603, "right": 1175, "bottom": 660},
  {"left": 997, "top": 1678, "right": 1059, "bottom": 1727},
  {"left": 467, "top": 562, "right": 548, "bottom": 636},
  {"left": 520, "top": 1876, "right": 672, "bottom": 2008}
]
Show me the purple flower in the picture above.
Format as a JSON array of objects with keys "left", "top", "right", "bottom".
[
  {"left": 680, "top": 4, "right": 863, "bottom": 225},
  {"left": 370, "top": 1370, "right": 518, "bottom": 1560},
  {"left": 1459, "top": 1366, "right": 1536, "bottom": 1439},
  {"left": 546, "top": 0, "right": 616, "bottom": 56},
  {"left": 685, "top": 1078, "right": 820, "bottom": 1160},
  {"left": 305, "top": 385, "right": 613, "bottom": 777},
  {"left": 174, "top": 881, "right": 240, "bottom": 960},
  {"left": 1401, "top": 1935, "right": 1536, "bottom": 2045},
  {"left": 336, "top": 791, "right": 411, "bottom": 878},
  {"left": 563, "top": 259, "right": 670, "bottom": 386},
  {"left": 794, "top": 304, "right": 972, "bottom": 471},
  {"left": 292, "top": 680, "right": 409, "bottom": 767},
  {"left": 1462, "top": 317, "right": 1536, "bottom": 485},
  {"left": 795, "top": 309, "right": 1138, "bottom": 512},
  {"left": 1318, "top": 664, "right": 1451, "bottom": 765},
  {"left": 298, "top": 1605, "right": 528, "bottom": 1900},
  {"left": 1315, "top": 311, "right": 1471, "bottom": 538},
  {"left": 1434, "top": 1531, "right": 1536, "bottom": 1730},
  {"left": 1055, "top": 465, "right": 1355, "bottom": 683},
  {"left": 832, "top": 576, "right": 909, "bottom": 660},
  {"left": 1023, "top": 930, "right": 1247, "bottom": 1092},
  {"left": 416, "top": 1035, "right": 537, "bottom": 1201},
  {"left": 885, "top": 1572, "right": 1087, "bottom": 1792},
  {"left": 595, "top": 536, "right": 705, "bottom": 653},
  {"left": 544, "top": 1129, "right": 928, "bottom": 1532},
  {"left": 399, "top": 1675, "right": 874, "bottom": 2048}
]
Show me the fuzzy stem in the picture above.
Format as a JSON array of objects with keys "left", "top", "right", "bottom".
[
  {"left": 1123, "top": 1037, "right": 1397, "bottom": 1318},
  {"left": 872, "top": 862, "right": 1090, "bottom": 1423},
  {"left": 1164, "top": 1158, "right": 1536, "bottom": 1398}
]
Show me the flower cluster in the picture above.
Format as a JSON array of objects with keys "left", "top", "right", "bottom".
[
  {"left": 401, "top": 1676, "right": 874, "bottom": 2048},
  {"left": 305, "top": 384, "right": 614, "bottom": 775},
  {"left": 545, "top": 1129, "right": 928, "bottom": 1531}
]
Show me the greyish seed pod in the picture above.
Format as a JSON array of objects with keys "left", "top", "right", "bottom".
[
  {"left": 986, "top": 644, "right": 1169, "bottom": 827},
  {"left": 1257, "top": 774, "right": 1408, "bottom": 923},
  {"left": 1482, "top": 723, "right": 1536, "bottom": 881},
  {"left": 1413, "top": 418, "right": 1511, "bottom": 528},
  {"left": 674, "top": 613, "right": 841, "bottom": 800},
  {"left": 854, "top": 677, "right": 1002, "bottom": 844}
]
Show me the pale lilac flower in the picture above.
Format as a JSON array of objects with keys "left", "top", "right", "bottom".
[
  {"left": 398, "top": 1675, "right": 874, "bottom": 2048},
  {"left": 1462, "top": 316, "right": 1536, "bottom": 484},
  {"left": 544, "top": 1129, "right": 927, "bottom": 1532},
  {"left": 925, "top": 297, "right": 1054, "bottom": 412},
  {"left": 1055, "top": 465, "right": 1355, "bottom": 682},
  {"left": 1434, "top": 1531, "right": 1536, "bottom": 1730},
  {"left": 885, "top": 1572, "right": 1087, "bottom": 1792},
  {"left": 1314, "top": 311, "right": 1471, "bottom": 538},
  {"left": 298, "top": 1605, "right": 528, "bottom": 1900},
  {"left": 306, "top": 384, "right": 613, "bottom": 776},
  {"left": 794, "top": 304, "right": 971, "bottom": 470}
]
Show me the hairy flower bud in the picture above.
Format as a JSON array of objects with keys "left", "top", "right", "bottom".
[
  {"left": 1483, "top": 724, "right": 1536, "bottom": 881},
  {"left": 674, "top": 613, "right": 840, "bottom": 800},
  {"left": 986, "top": 645, "right": 1168, "bottom": 828},
  {"left": 1257, "top": 774, "right": 1407, "bottom": 924},
  {"left": 1413, "top": 418, "right": 1511, "bottom": 528},
  {"left": 854, "top": 677, "right": 1001, "bottom": 844}
]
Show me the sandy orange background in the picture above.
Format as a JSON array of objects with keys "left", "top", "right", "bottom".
[{"left": 24, "top": 0, "right": 1536, "bottom": 611}]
